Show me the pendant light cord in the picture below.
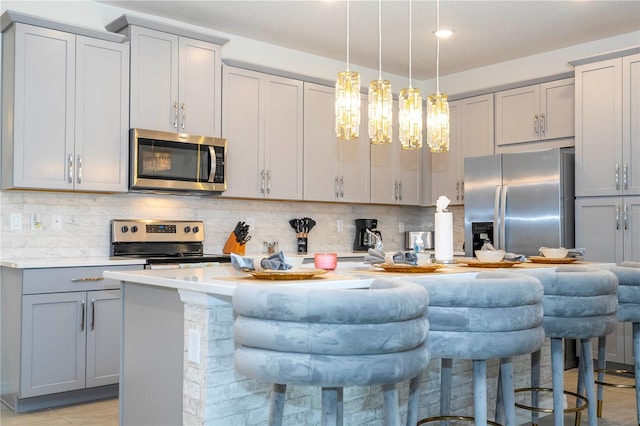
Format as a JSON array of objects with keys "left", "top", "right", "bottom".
[
  {"left": 409, "top": 0, "right": 412, "bottom": 87},
  {"left": 346, "top": 0, "right": 350, "bottom": 71},
  {"left": 378, "top": 0, "right": 382, "bottom": 80},
  {"left": 436, "top": 0, "right": 440, "bottom": 94}
]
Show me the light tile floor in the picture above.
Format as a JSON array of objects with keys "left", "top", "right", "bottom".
[{"left": 0, "top": 369, "right": 636, "bottom": 425}]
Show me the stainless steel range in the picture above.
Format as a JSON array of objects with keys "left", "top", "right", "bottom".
[{"left": 110, "top": 219, "right": 230, "bottom": 268}]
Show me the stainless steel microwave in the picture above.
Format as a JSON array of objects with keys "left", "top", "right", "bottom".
[{"left": 130, "top": 129, "right": 226, "bottom": 194}]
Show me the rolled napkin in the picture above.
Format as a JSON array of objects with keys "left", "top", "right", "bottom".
[
  {"left": 230, "top": 251, "right": 293, "bottom": 271},
  {"left": 364, "top": 248, "right": 418, "bottom": 265},
  {"left": 480, "top": 242, "right": 525, "bottom": 262}
]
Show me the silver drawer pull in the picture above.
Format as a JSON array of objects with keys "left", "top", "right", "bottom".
[{"left": 71, "top": 277, "right": 104, "bottom": 282}]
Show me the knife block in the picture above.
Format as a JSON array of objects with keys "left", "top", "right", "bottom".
[{"left": 223, "top": 232, "right": 245, "bottom": 255}]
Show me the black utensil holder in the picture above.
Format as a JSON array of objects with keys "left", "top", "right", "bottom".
[{"left": 297, "top": 237, "right": 307, "bottom": 254}]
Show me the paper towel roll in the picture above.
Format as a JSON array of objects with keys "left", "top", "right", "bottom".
[{"left": 435, "top": 212, "right": 453, "bottom": 262}]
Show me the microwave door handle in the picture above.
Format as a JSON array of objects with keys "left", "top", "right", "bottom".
[
  {"left": 500, "top": 185, "right": 508, "bottom": 250},
  {"left": 207, "top": 146, "right": 216, "bottom": 182},
  {"left": 493, "top": 185, "right": 501, "bottom": 248}
]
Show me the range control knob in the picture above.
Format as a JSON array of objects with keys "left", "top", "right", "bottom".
[
  {"left": 120, "top": 225, "right": 129, "bottom": 233},
  {"left": 131, "top": 226, "right": 138, "bottom": 233},
  {"left": 184, "top": 226, "right": 191, "bottom": 233},
  {"left": 192, "top": 226, "right": 200, "bottom": 233}
]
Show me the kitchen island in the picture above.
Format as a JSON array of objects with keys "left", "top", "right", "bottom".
[{"left": 104, "top": 262, "right": 554, "bottom": 425}]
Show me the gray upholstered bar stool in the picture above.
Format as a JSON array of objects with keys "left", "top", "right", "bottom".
[
  {"left": 407, "top": 271, "right": 545, "bottom": 426},
  {"left": 594, "top": 261, "right": 640, "bottom": 424},
  {"left": 515, "top": 265, "right": 618, "bottom": 426},
  {"left": 232, "top": 278, "right": 431, "bottom": 426}
]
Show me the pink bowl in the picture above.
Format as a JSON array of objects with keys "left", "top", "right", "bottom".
[{"left": 314, "top": 253, "right": 337, "bottom": 270}]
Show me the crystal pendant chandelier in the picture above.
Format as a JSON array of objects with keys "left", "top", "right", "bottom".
[
  {"left": 335, "top": 0, "right": 360, "bottom": 140},
  {"left": 427, "top": 0, "right": 450, "bottom": 153},
  {"left": 398, "top": 0, "right": 422, "bottom": 150},
  {"left": 368, "top": 0, "right": 392, "bottom": 145}
]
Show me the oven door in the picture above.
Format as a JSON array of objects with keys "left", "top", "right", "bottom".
[{"left": 130, "top": 129, "right": 226, "bottom": 193}]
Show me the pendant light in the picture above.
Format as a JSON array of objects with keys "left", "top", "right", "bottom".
[
  {"left": 426, "top": 0, "right": 450, "bottom": 153},
  {"left": 368, "top": 0, "right": 392, "bottom": 145},
  {"left": 398, "top": 0, "right": 422, "bottom": 150},
  {"left": 335, "top": 0, "right": 361, "bottom": 140}
]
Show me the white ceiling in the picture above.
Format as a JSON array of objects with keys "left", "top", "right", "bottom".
[{"left": 99, "top": 0, "right": 640, "bottom": 80}]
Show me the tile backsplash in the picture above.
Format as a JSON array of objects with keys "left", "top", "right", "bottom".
[{"left": 0, "top": 191, "right": 466, "bottom": 260}]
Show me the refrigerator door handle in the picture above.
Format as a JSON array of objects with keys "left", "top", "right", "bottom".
[
  {"left": 494, "top": 185, "right": 501, "bottom": 249},
  {"left": 500, "top": 185, "right": 508, "bottom": 249}
]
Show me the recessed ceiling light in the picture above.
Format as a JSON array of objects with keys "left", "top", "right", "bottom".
[{"left": 434, "top": 29, "right": 454, "bottom": 39}]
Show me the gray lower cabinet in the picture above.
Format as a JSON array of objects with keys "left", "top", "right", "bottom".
[
  {"left": 21, "top": 289, "right": 120, "bottom": 398},
  {"left": 1, "top": 264, "right": 140, "bottom": 412}
]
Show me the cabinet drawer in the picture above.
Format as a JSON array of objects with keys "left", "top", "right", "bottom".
[{"left": 22, "top": 265, "right": 142, "bottom": 294}]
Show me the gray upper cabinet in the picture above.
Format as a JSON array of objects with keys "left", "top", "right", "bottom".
[
  {"left": 495, "top": 78, "right": 574, "bottom": 147},
  {"left": 370, "top": 100, "right": 422, "bottom": 206},
  {"left": 575, "top": 54, "right": 639, "bottom": 197},
  {"left": 1, "top": 23, "right": 129, "bottom": 192},
  {"left": 222, "top": 66, "right": 303, "bottom": 200},
  {"left": 303, "top": 83, "right": 370, "bottom": 203},
  {"left": 128, "top": 26, "right": 222, "bottom": 137}
]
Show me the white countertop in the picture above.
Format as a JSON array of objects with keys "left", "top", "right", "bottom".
[
  {"left": 0, "top": 257, "right": 147, "bottom": 269},
  {"left": 103, "top": 261, "right": 486, "bottom": 298}
]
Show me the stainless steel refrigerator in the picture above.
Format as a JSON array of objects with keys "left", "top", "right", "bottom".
[{"left": 464, "top": 148, "right": 575, "bottom": 257}]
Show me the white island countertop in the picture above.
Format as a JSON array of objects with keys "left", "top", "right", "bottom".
[{"left": 103, "top": 261, "right": 489, "bottom": 298}]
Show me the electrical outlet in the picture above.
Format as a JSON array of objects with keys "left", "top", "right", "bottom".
[
  {"left": 31, "top": 214, "right": 43, "bottom": 231},
  {"left": 52, "top": 215, "right": 62, "bottom": 230},
  {"left": 398, "top": 221, "right": 405, "bottom": 233},
  {"left": 188, "top": 329, "right": 200, "bottom": 364},
  {"left": 10, "top": 213, "right": 22, "bottom": 230},
  {"left": 337, "top": 219, "right": 343, "bottom": 232}
]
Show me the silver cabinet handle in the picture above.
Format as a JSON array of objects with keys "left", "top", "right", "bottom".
[
  {"left": 260, "top": 170, "right": 265, "bottom": 194},
  {"left": 91, "top": 298, "right": 96, "bottom": 331},
  {"left": 339, "top": 176, "right": 344, "bottom": 198},
  {"left": 540, "top": 113, "right": 545, "bottom": 137},
  {"left": 623, "top": 204, "right": 628, "bottom": 230},
  {"left": 266, "top": 170, "right": 271, "bottom": 195},
  {"left": 334, "top": 176, "right": 339, "bottom": 198},
  {"left": 68, "top": 155, "right": 74, "bottom": 183},
  {"left": 81, "top": 299, "right": 86, "bottom": 332},
  {"left": 616, "top": 164, "right": 620, "bottom": 190},
  {"left": 623, "top": 163, "right": 628, "bottom": 190},
  {"left": 173, "top": 101, "right": 178, "bottom": 129},
  {"left": 181, "top": 103, "right": 185, "bottom": 130},
  {"left": 456, "top": 181, "right": 460, "bottom": 201},
  {"left": 534, "top": 114, "right": 539, "bottom": 136},
  {"left": 76, "top": 155, "right": 82, "bottom": 184},
  {"left": 398, "top": 180, "right": 402, "bottom": 201},
  {"left": 394, "top": 180, "right": 398, "bottom": 200},
  {"left": 615, "top": 203, "right": 620, "bottom": 230},
  {"left": 461, "top": 181, "right": 465, "bottom": 201},
  {"left": 71, "top": 277, "right": 104, "bottom": 282}
]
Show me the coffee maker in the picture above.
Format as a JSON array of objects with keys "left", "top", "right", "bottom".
[{"left": 354, "top": 219, "right": 382, "bottom": 251}]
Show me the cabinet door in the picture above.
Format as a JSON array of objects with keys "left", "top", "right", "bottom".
[
  {"left": 575, "top": 58, "right": 623, "bottom": 197},
  {"left": 222, "top": 67, "right": 263, "bottom": 198},
  {"left": 263, "top": 76, "right": 304, "bottom": 200},
  {"left": 432, "top": 101, "right": 460, "bottom": 204},
  {"left": 623, "top": 196, "right": 640, "bottom": 262},
  {"left": 179, "top": 37, "right": 221, "bottom": 137},
  {"left": 495, "top": 84, "right": 540, "bottom": 146},
  {"left": 623, "top": 54, "right": 640, "bottom": 195},
  {"left": 575, "top": 197, "right": 624, "bottom": 263},
  {"left": 338, "top": 94, "right": 369, "bottom": 203},
  {"left": 75, "top": 36, "right": 129, "bottom": 192},
  {"left": 396, "top": 142, "right": 422, "bottom": 205},
  {"left": 10, "top": 24, "right": 75, "bottom": 190},
  {"left": 370, "top": 140, "right": 394, "bottom": 204},
  {"left": 86, "top": 290, "right": 121, "bottom": 388},
  {"left": 129, "top": 27, "right": 179, "bottom": 133},
  {"left": 303, "top": 83, "right": 338, "bottom": 202},
  {"left": 540, "top": 78, "right": 574, "bottom": 141},
  {"left": 21, "top": 292, "right": 86, "bottom": 397}
]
